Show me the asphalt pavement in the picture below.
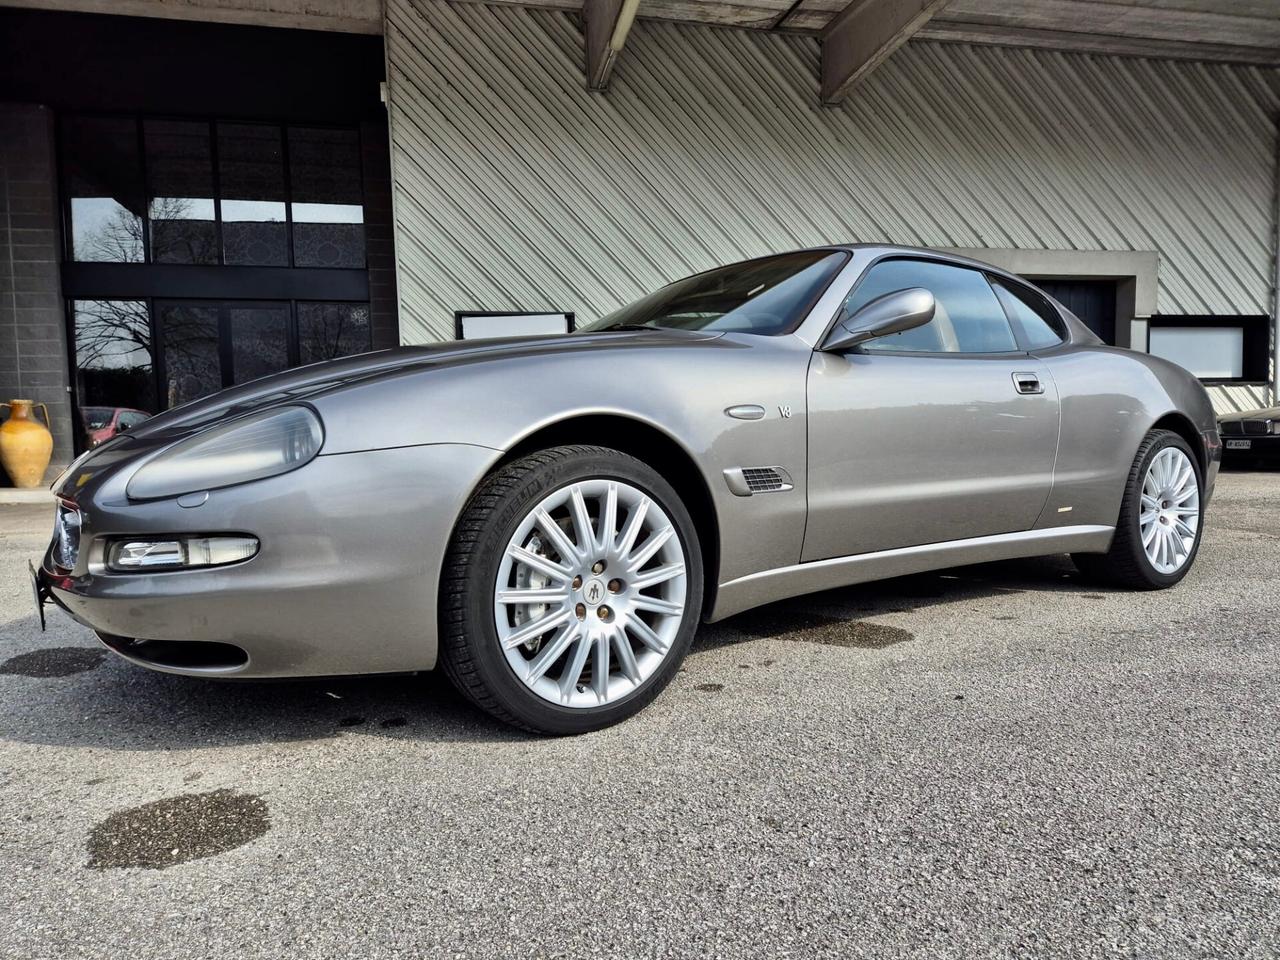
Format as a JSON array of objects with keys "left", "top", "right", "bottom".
[{"left": 2, "top": 472, "right": 1278, "bottom": 959}]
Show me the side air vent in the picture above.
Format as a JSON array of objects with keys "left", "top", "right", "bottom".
[{"left": 723, "top": 466, "right": 794, "bottom": 497}]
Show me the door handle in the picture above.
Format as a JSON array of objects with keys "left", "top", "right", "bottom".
[{"left": 1012, "top": 371, "right": 1044, "bottom": 395}]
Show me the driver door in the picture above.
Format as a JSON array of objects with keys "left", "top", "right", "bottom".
[{"left": 802, "top": 258, "right": 1060, "bottom": 562}]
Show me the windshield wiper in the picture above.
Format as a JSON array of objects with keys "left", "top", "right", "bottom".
[{"left": 594, "top": 323, "right": 664, "bottom": 333}]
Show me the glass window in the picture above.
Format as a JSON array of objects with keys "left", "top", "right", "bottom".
[
  {"left": 990, "top": 277, "right": 1065, "bottom": 349},
  {"left": 158, "top": 302, "right": 222, "bottom": 408},
  {"left": 72, "top": 300, "right": 155, "bottom": 447},
  {"left": 145, "top": 119, "right": 217, "bottom": 265},
  {"left": 62, "top": 118, "right": 146, "bottom": 263},
  {"left": 289, "top": 127, "right": 365, "bottom": 268},
  {"left": 298, "top": 302, "right": 372, "bottom": 363},
  {"left": 842, "top": 259, "right": 1018, "bottom": 354},
  {"left": 229, "top": 305, "right": 291, "bottom": 383},
  {"left": 217, "top": 123, "right": 288, "bottom": 266},
  {"left": 579, "top": 251, "right": 849, "bottom": 335}
]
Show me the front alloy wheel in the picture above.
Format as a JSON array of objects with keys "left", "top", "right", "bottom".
[
  {"left": 440, "top": 445, "right": 703, "bottom": 734},
  {"left": 495, "top": 478, "right": 687, "bottom": 709}
]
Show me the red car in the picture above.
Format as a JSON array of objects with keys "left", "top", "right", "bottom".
[{"left": 82, "top": 406, "right": 151, "bottom": 447}]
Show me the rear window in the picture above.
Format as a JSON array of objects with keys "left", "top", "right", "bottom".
[{"left": 82, "top": 407, "right": 112, "bottom": 429}]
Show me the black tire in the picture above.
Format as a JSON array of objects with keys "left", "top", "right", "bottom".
[
  {"left": 1072, "top": 429, "right": 1204, "bottom": 590},
  {"left": 439, "top": 445, "right": 704, "bottom": 735}
]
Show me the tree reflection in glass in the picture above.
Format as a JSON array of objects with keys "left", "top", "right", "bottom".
[
  {"left": 73, "top": 300, "right": 156, "bottom": 447},
  {"left": 145, "top": 120, "right": 218, "bottom": 265},
  {"left": 157, "top": 303, "right": 222, "bottom": 409},
  {"left": 298, "top": 303, "right": 372, "bottom": 363},
  {"left": 63, "top": 117, "right": 146, "bottom": 264}
]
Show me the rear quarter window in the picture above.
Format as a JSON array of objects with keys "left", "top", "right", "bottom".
[{"left": 990, "top": 277, "right": 1066, "bottom": 349}]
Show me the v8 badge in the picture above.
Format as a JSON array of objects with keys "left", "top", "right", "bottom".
[{"left": 778, "top": 405, "right": 792, "bottom": 419}]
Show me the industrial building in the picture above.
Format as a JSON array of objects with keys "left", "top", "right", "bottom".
[{"left": 1, "top": 0, "right": 1276, "bottom": 475}]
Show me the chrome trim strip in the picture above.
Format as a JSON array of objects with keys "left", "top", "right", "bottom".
[{"left": 710, "top": 524, "right": 1115, "bottom": 621}]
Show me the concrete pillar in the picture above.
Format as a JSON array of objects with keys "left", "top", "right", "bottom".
[{"left": 0, "top": 103, "right": 73, "bottom": 484}]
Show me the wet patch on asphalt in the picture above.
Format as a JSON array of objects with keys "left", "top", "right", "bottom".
[
  {"left": 87, "top": 789, "right": 269, "bottom": 870},
  {"left": 338, "top": 716, "right": 366, "bottom": 728},
  {"left": 0, "top": 647, "right": 106, "bottom": 677},
  {"left": 380, "top": 717, "right": 407, "bottom": 729},
  {"left": 732, "top": 609, "right": 913, "bottom": 649}
]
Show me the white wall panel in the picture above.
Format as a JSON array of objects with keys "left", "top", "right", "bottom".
[{"left": 385, "top": 0, "right": 1279, "bottom": 408}]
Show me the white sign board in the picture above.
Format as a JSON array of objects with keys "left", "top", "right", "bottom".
[
  {"left": 457, "top": 312, "right": 573, "bottom": 341},
  {"left": 1148, "top": 326, "right": 1243, "bottom": 380}
]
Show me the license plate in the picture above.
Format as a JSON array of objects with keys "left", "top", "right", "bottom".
[
  {"left": 28, "top": 561, "right": 47, "bottom": 631},
  {"left": 1226, "top": 439, "right": 1252, "bottom": 450}
]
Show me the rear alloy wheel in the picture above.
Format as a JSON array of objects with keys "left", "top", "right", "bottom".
[
  {"left": 1073, "top": 429, "right": 1204, "bottom": 589},
  {"left": 440, "top": 445, "right": 703, "bottom": 734}
]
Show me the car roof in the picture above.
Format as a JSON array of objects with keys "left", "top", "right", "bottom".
[{"left": 817, "top": 243, "right": 1032, "bottom": 282}]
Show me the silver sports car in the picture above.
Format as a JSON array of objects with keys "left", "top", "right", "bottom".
[{"left": 34, "top": 245, "right": 1219, "bottom": 733}]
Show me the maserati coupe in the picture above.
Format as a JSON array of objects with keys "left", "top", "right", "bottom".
[{"left": 33, "top": 245, "right": 1219, "bottom": 733}]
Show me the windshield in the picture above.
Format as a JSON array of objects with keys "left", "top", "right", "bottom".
[
  {"left": 578, "top": 250, "right": 850, "bottom": 336},
  {"left": 82, "top": 407, "right": 112, "bottom": 429}
]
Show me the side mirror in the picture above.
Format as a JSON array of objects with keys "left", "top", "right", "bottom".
[{"left": 822, "top": 287, "right": 935, "bottom": 352}]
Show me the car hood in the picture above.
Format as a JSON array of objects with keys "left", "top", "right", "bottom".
[
  {"left": 1218, "top": 405, "right": 1279, "bottom": 422},
  {"left": 119, "top": 328, "right": 721, "bottom": 443}
]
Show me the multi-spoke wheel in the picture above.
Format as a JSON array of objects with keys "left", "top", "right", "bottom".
[
  {"left": 439, "top": 445, "right": 703, "bottom": 734},
  {"left": 1138, "top": 446, "right": 1200, "bottom": 575},
  {"left": 1073, "top": 429, "right": 1204, "bottom": 589}
]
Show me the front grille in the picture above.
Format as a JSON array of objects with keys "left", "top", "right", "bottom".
[
  {"left": 1221, "top": 420, "right": 1270, "bottom": 436},
  {"left": 742, "top": 467, "right": 788, "bottom": 493}
]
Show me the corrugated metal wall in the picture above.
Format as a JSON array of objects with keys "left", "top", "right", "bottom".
[{"left": 385, "top": 0, "right": 1279, "bottom": 410}]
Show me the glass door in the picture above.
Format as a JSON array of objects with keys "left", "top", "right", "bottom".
[
  {"left": 227, "top": 303, "right": 291, "bottom": 384},
  {"left": 155, "top": 300, "right": 294, "bottom": 407},
  {"left": 156, "top": 301, "right": 221, "bottom": 408}
]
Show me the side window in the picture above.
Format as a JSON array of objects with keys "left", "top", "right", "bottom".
[
  {"left": 841, "top": 259, "right": 1019, "bottom": 354},
  {"left": 990, "top": 277, "right": 1066, "bottom": 349}
]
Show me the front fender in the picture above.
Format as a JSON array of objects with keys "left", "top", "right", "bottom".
[{"left": 309, "top": 335, "right": 815, "bottom": 585}]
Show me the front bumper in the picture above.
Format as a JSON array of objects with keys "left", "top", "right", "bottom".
[
  {"left": 39, "top": 442, "right": 499, "bottom": 679},
  {"left": 1221, "top": 435, "right": 1280, "bottom": 464}
]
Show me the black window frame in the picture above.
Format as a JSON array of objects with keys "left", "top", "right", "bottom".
[
  {"left": 1145, "top": 315, "right": 1270, "bottom": 386},
  {"left": 57, "top": 112, "right": 368, "bottom": 271},
  {"left": 58, "top": 111, "right": 374, "bottom": 453}
]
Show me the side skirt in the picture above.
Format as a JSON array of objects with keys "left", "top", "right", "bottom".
[{"left": 709, "top": 524, "right": 1115, "bottom": 621}]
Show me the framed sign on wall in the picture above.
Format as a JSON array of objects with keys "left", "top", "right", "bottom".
[
  {"left": 1146, "top": 315, "right": 1269, "bottom": 384},
  {"left": 454, "top": 311, "right": 575, "bottom": 341}
]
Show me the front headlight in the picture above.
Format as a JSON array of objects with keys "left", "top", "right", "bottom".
[
  {"left": 52, "top": 500, "right": 81, "bottom": 570},
  {"left": 126, "top": 405, "right": 323, "bottom": 501}
]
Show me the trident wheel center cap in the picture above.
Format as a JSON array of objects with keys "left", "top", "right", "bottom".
[{"left": 582, "top": 578, "right": 607, "bottom": 606}]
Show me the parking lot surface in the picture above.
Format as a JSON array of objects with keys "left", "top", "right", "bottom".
[{"left": 2, "top": 472, "right": 1278, "bottom": 959}]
